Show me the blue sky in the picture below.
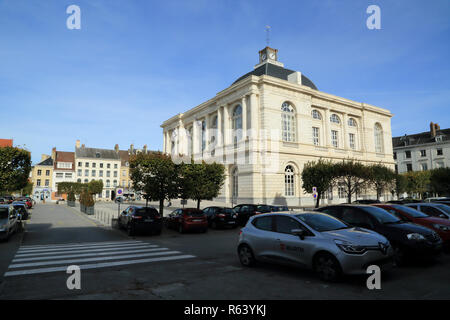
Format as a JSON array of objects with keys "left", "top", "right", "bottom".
[{"left": 0, "top": 0, "right": 449, "bottom": 164}]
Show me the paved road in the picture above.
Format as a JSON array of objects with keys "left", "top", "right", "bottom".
[{"left": 0, "top": 204, "right": 450, "bottom": 299}]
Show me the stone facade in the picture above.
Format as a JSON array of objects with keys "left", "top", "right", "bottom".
[{"left": 161, "top": 47, "right": 395, "bottom": 207}]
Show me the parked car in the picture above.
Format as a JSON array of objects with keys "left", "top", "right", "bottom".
[
  {"left": 15, "top": 197, "right": 32, "bottom": 209},
  {"left": 237, "top": 212, "right": 394, "bottom": 282},
  {"left": 424, "top": 197, "right": 450, "bottom": 203},
  {"left": 1, "top": 196, "right": 14, "bottom": 204},
  {"left": 203, "top": 207, "right": 238, "bottom": 229},
  {"left": 166, "top": 208, "right": 208, "bottom": 233},
  {"left": 405, "top": 203, "right": 450, "bottom": 220},
  {"left": 233, "top": 204, "right": 265, "bottom": 226},
  {"left": 117, "top": 206, "right": 162, "bottom": 236},
  {"left": 352, "top": 199, "right": 381, "bottom": 204},
  {"left": 269, "top": 205, "right": 289, "bottom": 212},
  {"left": 316, "top": 205, "right": 443, "bottom": 264},
  {"left": 0, "top": 204, "right": 19, "bottom": 241},
  {"left": 12, "top": 202, "right": 29, "bottom": 220},
  {"left": 374, "top": 204, "right": 450, "bottom": 248},
  {"left": 0, "top": 198, "right": 5, "bottom": 205}
]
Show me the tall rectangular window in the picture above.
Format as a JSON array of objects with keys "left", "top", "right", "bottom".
[
  {"left": 420, "top": 150, "right": 426, "bottom": 157},
  {"left": 45, "top": 179, "right": 49, "bottom": 187},
  {"left": 405, "top": 151, "right": 411, "bottom": 159},
  {"left": 407, "top": 163, "right": 413, "bottom": 172},
  {"left": 349, "top": 133, "right": 355, "bottom": 150},
  {"left": 331, "top": 130, "right": 339, "bottom": 148},
  {"left": 37, "top": 179, "right": 41, "bottom": 186},
  {"left": 77, "top": 169, "right": 82, "bottom": 176},
  {"left": 437, "top": 149, "right": 443, "bottom": 156},
  {"left": 312, "top": 127, "right": 320, "bottom": 146},
  {"left": 37, "top": 170, "right": 42, "bottom": 176}
]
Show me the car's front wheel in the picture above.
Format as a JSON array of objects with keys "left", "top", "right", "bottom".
[
  {"left": 314, "top": 253, "right": 342, "bottom": 282},
  {"left": 178, "top": 224, "right": 184, "bottom": 234},
  {"left": 238, "top": 244, "right": 256, "bottom": 267}
]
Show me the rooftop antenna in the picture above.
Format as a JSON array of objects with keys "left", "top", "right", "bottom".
[{"left": 265, "top": 25, "right": 271, "bottom": 47}]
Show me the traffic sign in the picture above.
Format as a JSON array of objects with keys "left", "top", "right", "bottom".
[{"left": 117, "top": 188, "right": 123, "bottom": 196}]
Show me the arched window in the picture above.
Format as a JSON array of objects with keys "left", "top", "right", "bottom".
[
  {"left": 113, "top": 180, "right": 117, "bottom": 187},
  {"left": 281, "top": 102, "right": 296, "bottom": 142},
  {"left": 312, "top": 109, "right": 322, "bottom": 120},
  {"left": 374, "top": 123, "right": 384, "bottom": 153},
  {"left": 84, "top": 179, "right": 88, "bottom": 183},
  {"left": 106, "top": 180, "right": 110, "bottom": 187},
  {"left": 232, "top": 167, "right": 239, "bottom": 199},
  {"left": 77, "top": 178, "right": 81, "bottom": 183},
  {"left": 330, "top": 114, "right": 341, "bottom": 124},
  {"left": 348, "top": 118, "right": 357, "bottom": 127},
  {"left": 284, "top": 165, "right": 295, "bottom": 197},
  {"left": 232, "top": 105, "right": 242, "bottom": 143}
]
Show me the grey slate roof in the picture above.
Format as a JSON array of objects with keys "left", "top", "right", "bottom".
[
  {"left": 232, "top": 63, "right": 318, "bottom": 90},
  {"left": 392, "top": 128, "right": 450, "bottom": 148},
  {"left": 75, "top": 147, "right": 120, "bottom": 160},
  {"left": 37, "top": 157, "right": 53, "bottom": 166}
]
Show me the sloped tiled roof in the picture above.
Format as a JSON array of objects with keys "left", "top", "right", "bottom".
[
  {"left": 232, "top": 63, "right": 318, "bottom": 90},
  {"left": 54, "top": 151, "right": 75, "bottom": 170},
  {"left": 393, "top": 128, "right": 450, "bottom": 148},
  {"left": 75, "top": 147, "right": 120, "bottom": 160},
  {"left": 0, "top": 139, "right": 13, "bottom": 147},
  {"left": 37, "top": 157, "right": 53, "bottom": 166}
]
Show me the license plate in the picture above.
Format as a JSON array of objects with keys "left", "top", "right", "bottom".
[
  {"left": 193, "top": 219, "right": 203, "bottom": 222},
  {"left": 145, "top": 219, "right": 153, "bottom": 222},
  {"left": 228, "top": 221, "right": 236, "bottom": 224}
]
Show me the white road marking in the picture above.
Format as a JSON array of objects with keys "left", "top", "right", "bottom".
[
  {"left": 18, "top": 240, "right": 143, "bottom": 250},
  {"left": 16, "top": 244, "right": 151, "bottom": 257},
  {"left": 9, "top": 251, "right": 182, "bottom": 268},
  {"left": 5, "top": 240, "right": 197, "bottom": 278},
  {"left": 4, "top": 255, "right": 196, "bottom": 277},
  {"left": 17, "top": 242, "right": 148, "bottom": 253},
  {"left": 12, "top": 247, "right": 170, "bottom": 262}
]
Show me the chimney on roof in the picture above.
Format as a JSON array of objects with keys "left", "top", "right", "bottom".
[
  {"left": 41, "top": 154, "right": 50, "bottom": 162},
  {"left": 130, "top": 144, "right": 134, "bottom": 154},
  {"left": 81, "top": 144, "right": 85, "bottom": 148},
  {"left": 51, "top": 147, "right": 56, "bottom": 160},
  {"left": 430, "top": 122, "right": 436, "bottom": 138},
  {"left": 76, "top": 140, "right": 80, "bottom": 148},
  {"left": 143, "top": 144, "right": 147, "bottom": 153},
  {"left": 435, "top": 123, "right": 440, "bottom": 131},
  {"left": 114, "top": 144, "right": 119, "bottom": 152}
]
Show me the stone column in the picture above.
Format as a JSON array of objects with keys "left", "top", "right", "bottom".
[
  {"left": 324, "top": 109, "right": 331, "bottom": 147},
  {"left": 241, "top": 96, "right": 247, "bottom": 140},
  {"left": 342, "top": 113, "right": 348, "bottom": 150},
  {"left": 223, "top": 104, "right": 230, "bottom": 146},
  {"left": 217, "top": 106, "right": 223, "bottom": 147},
  {"left": 250, "top": 93, "right": 259, "bottom": 139}
]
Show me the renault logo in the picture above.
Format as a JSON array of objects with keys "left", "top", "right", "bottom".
[{"left": 378, "top": 242, "right": 388, "bottom": 255}]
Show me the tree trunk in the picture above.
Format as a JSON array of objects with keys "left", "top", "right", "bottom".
[
  {"left": 146, "top": 198, "right": 148, "bottom": 207},
  {"left": 315, "top": 192, "right": 321, "bottom": 208},
  {"left": 197, "top": 199, "right": 201, "bottom": 210},
  {"left": 347, "top": 192, "right": 352, "bottom": 204},
  {"left": 159, "top": 199, "right": 164, "bottom": 217}
]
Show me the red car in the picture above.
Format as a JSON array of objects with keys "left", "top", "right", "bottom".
[
  {"left": 166, "top": 208, "right": 208, "bottom": 233},
  {"left": 374, "top": 204, "right": 450, "bottom": 246},
  {"left": 16, "top": 197, "right": 32, "bottom": 209}
]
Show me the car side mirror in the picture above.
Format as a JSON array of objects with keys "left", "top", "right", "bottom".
[{"left": 291, "top": 229, "right": 305, "bottom": 240}]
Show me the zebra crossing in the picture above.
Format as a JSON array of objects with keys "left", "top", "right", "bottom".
[{"left": 4, "top": 240, "right": 196, "bottom": 277}]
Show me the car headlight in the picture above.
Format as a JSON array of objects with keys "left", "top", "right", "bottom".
[
  {"left": 406, "top": 233, "right": 426, "bottom": 241},
  {"left": 334, "top": 239, "right": 366, "bottom": 254},
  {"left": 432, "top": 224, "right": 450, "bottom": 232}
]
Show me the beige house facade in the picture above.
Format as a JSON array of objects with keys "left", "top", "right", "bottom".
[{"left": 161, "top": 47, "right": 395, "bottom": 206}]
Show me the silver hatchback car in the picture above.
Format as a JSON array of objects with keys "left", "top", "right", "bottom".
[{"left": 237, "top": 212, "right": 394, "bottom": 281}]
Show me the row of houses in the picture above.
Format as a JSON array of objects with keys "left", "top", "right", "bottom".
[{"left": 30, "top": 140, "right": 153, "bottom": 202}]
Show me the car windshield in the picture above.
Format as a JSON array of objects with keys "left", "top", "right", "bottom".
[
  {"left": 391, "top": 205, "right": 429, "bottom": 218},
  {"left": 295, "top": 213, "right": 349, "bottom": 232},
  {"left": 135, "top": 208, "right": 159, "bottom": 217},
  {"left": 435, "top": 204, "right": 450, "bottom": 214},
  {"left": 257, "top": 205, "right": 271, "bottom": 212},
  {"left": 219, "top": 208, "right": 235, "bottom": 214},
  {"left": 0, "top": 208, "right": 8, "bottom": 219},
  {"left": 183, "top": 209, "right": 204, "bottom": 217},
  {"left": 362, "top": 206, "right": 401, "bottom": 224}
]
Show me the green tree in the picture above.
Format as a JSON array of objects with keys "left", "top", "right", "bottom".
[
  {"left": 130, "top": 152, "right": 179, "bottom": 216},
  {"left": 429, "top": 168, "right": 450, "bottom": 196},
  {"left": 0, "top": 147, "right": 31, "bottom": 194},
  {"left": 334, "top": 159, "right": 369, "bottom": 204},
  {"left": 88, "top": 180, "right": 103, "bottom": 196},
  {"left": 179, "top": 161, "right": 225, "bottom": 209},
  {"left": 405, "top": 171, "right": 431, "bottom": 199},
  {"left": 367, "top": 164, "right": 396, "bottom": 200},
  {"left": 392, "top": 173, "right": 408, "bottom": 198},
  {"left": 301, "top": 159, "right": 336, "bottom": 208}
]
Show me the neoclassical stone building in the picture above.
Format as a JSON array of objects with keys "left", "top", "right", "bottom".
[{"left": 161, "top": 47, "right": 395, "bottom": 206}]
